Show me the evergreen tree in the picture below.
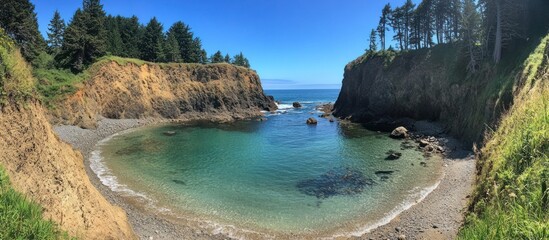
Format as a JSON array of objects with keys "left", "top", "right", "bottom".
[
  {"left": 368, "top": 29, "right": 377, "bottom": 53},
  {"left": 167, "top": 21, "right": 195, "bottom": 62},
  {"left": 402, "top": 0, "right": 416, "bottom": 50},
  {"left": 105, "top": 15, "right": 123, "bottom": 56},
  {"left": 164, "top": 32, "right": 182, "bottom": 62},
  {"left": 224, "top": 54, "right": 231, "bottom": 63},
  {"left": 57, "top": 0, "right": 107, "bottom": 71},
  {"left": 389, "top": 6, "right": 405, "bottom": 50},
  {"left": 210, "top": 50, "right": 224, "bottom": 63},
  {"left": 232, "top": 52, "right": 250, "bottom": 68},
  {"left": 0, "top": 0, "right": 46, "bottom": 62},
  {"left": 200, "top": 49, "right": 208, "bottom": 64},
  {"left": 46, "top": 10, "right": 65, "bottom": 55},
  {"left": 117, "top": 16, "right": 143, "bottom": 58},
  {"left": 189, "top": 37, "right": 204, "bottom": 63},
  {"left": 377, "top": 4, "right": 391, "bottom": 51},
  {"left": 140, "top": 17, "right": 165, "bottom": 62},
  {"left": 461, "top": 0, "right": 481, "bottom": 72}
]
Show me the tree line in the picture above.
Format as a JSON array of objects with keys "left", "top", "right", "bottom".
[
  {"left": 0, "top": 0, "right": 252, "bottom": 72},
  {"left": 368, "top": 0, "right": 548, "bottom": 71}
]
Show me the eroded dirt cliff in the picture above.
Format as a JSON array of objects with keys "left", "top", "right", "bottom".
[
  {"left": 0, "top": 41, "right": 135, "bottom": 238},
  {"left": 51, "top": 61, "right": 276, "bottom": 128}
]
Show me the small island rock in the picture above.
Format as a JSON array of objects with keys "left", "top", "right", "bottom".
[
  {"left": 293, "top": 102, "right": 302, "bottom": 108},
  {"left": 306, "top": 117, "right": 318, "bottom": 125}
]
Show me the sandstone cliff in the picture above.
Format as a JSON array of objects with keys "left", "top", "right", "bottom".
[
  {"left": 0, "top": 37, "right": 135, "bottom": 239},
  {"left": 51, "top": 59, "right": 276, "bottom": 128},
  {"left": 333, "top": 44, "right": 527, "bottom": 144}
]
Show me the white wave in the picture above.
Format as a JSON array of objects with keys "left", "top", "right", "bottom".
[
  {"left": 275, "top": 103, "right": 294, "bottom": 110},
  {"left": 90, "top": 130, "right": 151, "bottom": 201},
  {"left": 329, "top": 177, "right": 443, "bottom": 239}
]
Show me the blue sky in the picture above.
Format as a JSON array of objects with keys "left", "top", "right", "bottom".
[{"left": 32, "top": 0, "right": 418, "bottom": 89}]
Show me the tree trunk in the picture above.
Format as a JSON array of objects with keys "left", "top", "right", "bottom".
[{"left": 493, "top": 0, "right": 502, "bottom": 63}]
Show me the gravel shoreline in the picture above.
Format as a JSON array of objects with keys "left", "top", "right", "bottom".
[{"left": 54, "top": 117, "right": 475, "bottom": 240}]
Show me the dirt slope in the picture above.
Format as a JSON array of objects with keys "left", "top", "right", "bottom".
[{"left": 52, "top": 61, "right": 276, "bottom": 128}]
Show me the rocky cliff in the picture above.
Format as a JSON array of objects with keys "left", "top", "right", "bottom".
[
  {"left": 0, "top": 36, "right": 135, "bottom": 239},
  {"left": 333, "top": 44, "right": 529, "bottom": 144},
  {"left": 51, "top": 59, "right": 276, "bottom": 128}
]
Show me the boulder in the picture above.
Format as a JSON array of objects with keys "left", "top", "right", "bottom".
[
  {"left": 306, "top": 117, "right": 318, "bottom": 125},
  {"left": 390, "top": 126, "right": 408, "bottom": 139},
  {"left": 293, "top": 102, "right": 302, "bottom": 108},
  {"left": 419, "top": 139, "right": 430, "bottom": 147}
]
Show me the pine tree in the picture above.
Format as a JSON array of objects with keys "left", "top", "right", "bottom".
[
  {"left": 46, "top": 10, "right": 65, "bottom": 55},
  {"left": 140, "top": 17, "right": 165, "bottom": 62},
  {"left": 105, "top": 15, "right": 123, "bottom": 56},
  {"left": 368, "top": 29, "right": 377, "bottom": 53},
  {"left": 402, "top": 0, "right": 416, "bottom": 50},
  {"left": 232, "top": 52, "right": 250, "bottom": 68},
  {"left": 118, "top": 16, "right": 143, "bottom": 58},
  {"left": 389, "top": 6, "right": 405, "bottom": 50},
  {"left": 167, "top": 21, "right": 195, "bottom": 63},
  {"left": 224, "top": 54, "right": 231, "bottom": 63},
  {"left": 164, "top": 32, "right": 182, "bottom": 62},
  {"left": 57, "top": 0, "right": 107, "bottom": 71},
  {"left": 461, "top": 0, "right": 481, "bottom": 72},
  {"left": 0, "top": 0, "right": 46, "bottom": 62},
  {"left": 210, "top": 50, "right": 224, "bottom": 63},
  {"left": 189, "top": 37, "right": 204, "bottom": 63},
  {"left": 377, "top": 4, "right": 391, "bottom": 51}
]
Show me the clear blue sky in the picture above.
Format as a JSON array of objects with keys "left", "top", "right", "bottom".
[{"left": 32, "top": 0, "right": 418, "bottom": 89}]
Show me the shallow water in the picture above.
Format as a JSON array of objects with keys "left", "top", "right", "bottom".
[{"left": 95, "top": 89, "right": 442, "bottom": 237}]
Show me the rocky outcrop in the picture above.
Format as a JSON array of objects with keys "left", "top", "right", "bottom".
[
  {"left": 51, "top": 61, "right": 277, "bottom": 128},
  {"left": 333, "top": 45, "right": 521, "bottom": 144}
]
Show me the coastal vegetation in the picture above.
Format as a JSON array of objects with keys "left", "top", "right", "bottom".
[
  {"left": 339, "top": 0, "right": 549, "bottom": 238},
  {"left": 0, "top": 167, "right": 68, "bottom": 240},
  {"left": 0, "top": 0, "right": 252, "bottom": 107}
]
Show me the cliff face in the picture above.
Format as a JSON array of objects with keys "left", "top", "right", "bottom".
[
  {"left": 0, "top": 102, "right": 135, "bottom": 239},
  {"left": 333, "top": 45, "right": 521, "bottom": 144},
  {"left": 0, "top": 38, "right": 135, "bottom": 238},
  {"left": 51, "top": 61, "right": 276, "bottom": 128}
]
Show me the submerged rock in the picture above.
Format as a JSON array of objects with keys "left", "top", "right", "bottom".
[
  {"left": 390, "top": 126, "right": 409, "bottom": 139},
  {"left": 163, "top": 131, "right": 177, "bottom": 136},
  {"left": 385, "top": 150, "right": 402, "bottom": 160},
  {"left": 293, "top": 102, "right": 302, "bottom": 108},
  {"left": 296, "top": 168, "right": 373, "bottom": 199},
  {"left": 172, "top": 179, "right": 186, "bottom": 185},
  {"left": 306, "top": 117, "right": 318, "bottom": 125}
]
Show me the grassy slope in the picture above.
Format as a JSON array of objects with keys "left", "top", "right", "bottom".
[
  {"left": 459, "top": 35, "right": 549, "bottom": 239},
  {"left": 0, "top": 29, "right": 69, "bottom": 240}
]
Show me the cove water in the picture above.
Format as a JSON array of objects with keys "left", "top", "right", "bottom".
[{"left": 94, "top": 89, "right": 442, "bottom": 237}]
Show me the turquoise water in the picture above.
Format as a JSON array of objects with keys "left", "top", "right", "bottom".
[{"left": 95, "top": 89, "right": 442, "bottom": 237}]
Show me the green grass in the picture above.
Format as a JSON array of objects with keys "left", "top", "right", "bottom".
[
  {"left": 459, "top": 34, "right": 549, "bottom": 240},
  {"left": 0, "top": 29, "right": 36, "bottom": 105},
  {"left": 33, "top": 68, "right": 87, "bottom": 108},
  {"left": 0, "top": 167, "right": 71, "bottom": 240}
]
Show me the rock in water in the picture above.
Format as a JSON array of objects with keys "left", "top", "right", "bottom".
[
  {"left": 296, "top": 168, "right": 374, "bottom": 199},
  {"left": 390, "top": 126, "right": 409, "bottom": 139},
  {"left": 385, "top": 150, "right": 402, "bottom": 160},
  {"left": 163, "top": 131, "right": 176, "bottom": 136},
  {"left": 306, "top": 117, "right": 318, "bottom": 125},
  {"left": 293, "top": 102, "right": 302, "bottom": 108}
]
